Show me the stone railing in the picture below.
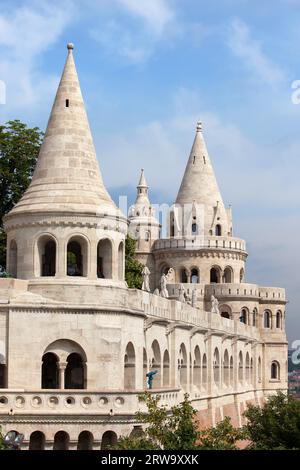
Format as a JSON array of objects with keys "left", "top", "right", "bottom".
[
  {"left": 0, "top": 388, "right": 182, "bottom": 416},
  {"left": 153, "top": 236, "right": 246, "bottom": 252}
]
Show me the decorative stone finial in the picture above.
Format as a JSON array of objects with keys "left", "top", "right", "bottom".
[
  {"left": 196, "top": 121, "right": 202, "bottom": 132},
  {"left": 67, "top": 43, "right": 74, "bottom": 51}
]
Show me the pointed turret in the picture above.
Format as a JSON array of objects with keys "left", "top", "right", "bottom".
[
  {"left": 175, "top": 122, "right": 231, "bottom": 237},
  {"left": 7, "top": 43, "right": 118, "bottom": 217}
]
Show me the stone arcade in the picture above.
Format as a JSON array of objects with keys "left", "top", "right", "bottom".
[{"left": 0, "top": 44, "right": 287, "bottom": 450}]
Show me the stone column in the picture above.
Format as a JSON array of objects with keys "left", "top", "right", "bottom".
[
  {"left": 57, "top": 240, "right": 66, "bottom": 278},
  {"left": 59, "top": 362, "right": 67, "bottom": 389}
]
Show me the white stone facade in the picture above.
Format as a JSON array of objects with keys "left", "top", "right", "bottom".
[{"left": 0, "top": 44, "right": 287, "bottom": 450}]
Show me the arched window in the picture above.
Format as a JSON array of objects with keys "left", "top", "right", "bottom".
[
  {"left": 8, "top": 240, "right": 17, "bottom": 278},
  {"left": 143, "top": 348, "right": 148, "bottom": 389},
  {"left": 246, "top": 353, "right": 250, "bottom": 383},
  {"left": 145, "top": 231, "right": 150, "bottom": 241},
  {"left": 224, "top": 350, "right": 229, "bottom": 387},
  {"left": 180, "top": 269, "right": 188, "bottom": 283},
  {"left": 240, "top": 309, "right": 247, "bottom": 324},
  {"left": 202, "top": 353, "right": 207, "bottom": 390},
  {"left": 0, "top": 358, "right": 6, "bottom": 388},
  {"left": 264, "top": 311, "right": 271, "bottom": 328},
  {"left": 191, "top": 223, "right": 198, "bottom": 235},
  {"left": 101, "top": 431, "right": 118, "bottom": 450},
  {"left": 65, "top": 353, "right": 85, "bottom": 389},
  {"left": 53, "top": 431, "right": 69, "bottom": 450},
  {"left": 215, "top": 224, "right": 222, "bottom": 236},
  {"left": 67, "top": 237, "right": 88, "bottom": 277},
  {"left": 276, "top": 311, "right": 282, "bottom": 329},
  {"left": 271, "top": 361, "right": 280, "bottom": 380},
  {"left": 118, "top": 242, "right": 124, "bottom": 280},
  {"left": 210, "top": 267, "right": 221, "bottom": 284},
  {"left": 77, "top": 431, "right": 93, "bottom": 450},
  {"left": 213, "top": 348, "right": 220, "bottom": 387},
  {"left": 41, "top": 352, "right": 59, "bottom": 389},
  {"left": 151, "top": 340, "right": 161, "bottom": 387},
  {"left": 124, "top": 342, "right": 136, "bottom": 390},
  {"left": 258, "top": 357, "right": 262, "bottom": 382},
  {"left": 223, "top": 267, "right": 232, "bottom": 283},
  {"left": 191, "top": 268, "right": 199, "bottom": 284},
  {"left": 220, "top": 305, "right": 231, "bottom": 319},
  {"left": 240, "top": 268, "right": 244, "bottom": 283},
  {"left": 238, "top": 352, "right": 243, "bottom": 384},
  {"left": 178, "top": 344, "right": 187, "bottom": 389},
  {"left": 230, "top": 356, "right": 234, "bottom": 386},
  {"left": 163, "top": 350, "right": 170, "bottom": 387},
  {"left": 97, "top": 239, "right": 113, "bottom": 279},
  {"left": 253, "top": 308, "right": 258, "bottom": 327},
  {"left": 29, "top": 431, "right": 45, "bottom": 450},
  {"left": 193, "top": 346, "right": 201, "bottom": 389},
  {"left": 38, "top": 236, "right": 56, "bottom": 276},
  {"left": 250, "top": 358, "right": 254, "bottom": 385}
]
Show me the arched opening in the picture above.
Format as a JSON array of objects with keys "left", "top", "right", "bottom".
[
  {"left": 258, "top": 357, "right": 262, "bottom": 382},
  {"left": 101, "top": 431, "right": 118, "bottom": 450},
  {"left": 53, "top": 431, "right": 69, "bottom": 450},
  {"left": 65, "top": 353, "right": 85, "bottom": 389},
  {"left": 271, "top": 361, "right": 280, "bottom": 380},
  {"left": 151, "top": 340, "right": 161, "bottom": 387},
  {"left": 29, "top": 431, "right": 45, "bottom": 450},
  {"left": 213, "top": 348, "right": 220, "bottom": 387},
  {"left": 180, "top": 269, "right": 188, "bottom": 283},
  {"left": 276, "top": 311, "right": 282, "bottom": 329},
  {"left": 238, "top": 352, "right": 243, "bottom": 384},
  {"left": 202, "top": 353, "right": 207, "bottom": 390},
  {"left": 0, "top": 363, "right": 7, "bottom": 388},
  {"left": 250, "top": 358, "right": 254, "bottom": 385},
  {"left": 210, "top": 267, "right": 221, "bottom": 284},
  {"left": 38, "top": 236, "right": 56, "bottom": 276},
  {"left": 253, "top": 308, "right": 258, "bottom": 327},
  {"left": 230, "top": 356, "right": 234, "bottom": 386},
  {"left": 67, "top": 237, "right": 88, "bottom": 277},
  {"left": 240, "top": 309, "right": 247, "bottom": 324},
  {"left": 163, "top": 350, "right": 170, "bottom": 387},
  {"left": 246, "top": 352, "right": 250, "bottom": 383},
  {"left": 191, "top": 223, "right": 198, "bottom": 235},
  {"left": 77, "top": 431, "right": 94, "bottom": 450},
  {"left": 118, "top": 242, "right": 124, "bottom": 280},
  {"left": 124, "top": 342, "right": 136, "bottom": 390},
  {"left": 143, "top": 348, "right": 147, "bottom": 389},
  {"left": 224, "top": 350, "right": 229, "bottom": 387},
  {"left": 191, "top": 268, "right": 199, "bottom": 284},
  {"left": 8, "top": 240, "right": 17, "bottom": 278},
  {"left": 239, "top": 268, "right": 244, "bottom": 283},
  {"left": 178, "top": 344, "right": 187, "bottom": 389},
  {"left": 264, "top": 311, "right": 271, "bottom": 328},
  {"left": 145, "top": 231, "right": 150, "bottom": 242},
  {"left": 215, "top": 224, "right": 222, "bottom": 236},
  {"left": 220, "top": 305, "right": 231, "bottom": 320},
  {"left": 97, "top": 239, "right": 113, "bottom": 279},
  {"left": 193, "top": 346, "right": 201, "bottom": 389},
  {"left": 223, "top": 267, "right": 233, "bottom": 283},
  {"left": 41, "top": 352, "right": 59, "bottom": 389}
]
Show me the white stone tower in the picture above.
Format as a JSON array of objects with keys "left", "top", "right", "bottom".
[{"left": 4, "top": 43, "right": 127, "bottom": 285}]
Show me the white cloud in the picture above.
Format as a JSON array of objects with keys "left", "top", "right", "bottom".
[
  {"left": 227, "top": 18, "right": 285, "bottom": 86},
  {"left": 0, "top": 0, "right": 74, "bottom": 113},
  {"left": 118, "top": 0, "right": 174, "bottom": 36}
]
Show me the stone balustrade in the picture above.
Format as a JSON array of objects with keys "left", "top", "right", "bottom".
[{"left": 153, "top": 236, "right": 247, "bottom": 252}]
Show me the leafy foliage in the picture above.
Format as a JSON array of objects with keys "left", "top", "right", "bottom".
[
  {"left": 114, "top": 393, "right": 200, "bottom": 450},
  {"left": 198, "top": 416, "right": 248, "bottom": 450},
  {"left": 0, "top": 120, "right": 43, "bottom": 268},
  {"left": 244, "top": 392, "right": 300, "bottom": 450},
  {"left": 125, "top": 235, "right": 144, "bottom": 289},
  {"left": 0, "top": 427, "right": 7, "bottom": 450}
]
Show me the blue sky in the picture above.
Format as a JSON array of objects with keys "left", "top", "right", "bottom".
[{"left": 1, "top": 0, "right": 300, "bottom": 343}]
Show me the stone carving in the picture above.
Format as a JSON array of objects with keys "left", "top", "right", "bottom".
[
  {"left": 153, "top": 288, "right": 159, "bottom": 296},
  {"left": 178, "top": 284, "right": 185, "bottom": 303},
  {"left": 160, "top": 274, "right": 169, "bottom": 298},
  {"left": 211, "top": 295, "right": 220, "bottom": 314},
  {"left": 142, "top": 266, "right": 151, "bottom": 292},
  {"left": 192, "top": 289, "right": 197, "bottom": 307}
]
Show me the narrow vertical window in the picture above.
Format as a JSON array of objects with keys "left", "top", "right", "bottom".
[{"left": 66, "top": 99, "right": 69, "bottom": 107}]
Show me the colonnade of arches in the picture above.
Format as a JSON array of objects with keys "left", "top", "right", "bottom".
[
  {"left": 7, "top": 235, "right": 124, "bottom": 280},
  {"left": 161, "top": 265, "right": 245, "bottom": 285},
  {"left": 218, "top": 306, "right": 284, "bottom": 330},
  {"left": 26, "top": 429, "right": 118, "bottom": 450}
]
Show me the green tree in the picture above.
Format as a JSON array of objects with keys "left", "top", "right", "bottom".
[
  {"left": 0, "top": 120, "right": 43, "bottom": 269},
  {"left": 114, "top": 392, "right": 200, "bottom": 450},
  {"left": 125, "top": 235, "right": 144, "bottom": 289},
  {"left": 0, "top": 427, "right": 7, "bottom": 450},
  {"left": 198, "top": 416, "right": 248, "bottom": 450},
  {"left": 244, "top": 392, "right": 300, "bottom": 450}
]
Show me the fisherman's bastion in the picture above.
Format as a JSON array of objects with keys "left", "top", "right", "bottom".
[{"left": 0, "top": 44, "right": 287, "bottom": 450}]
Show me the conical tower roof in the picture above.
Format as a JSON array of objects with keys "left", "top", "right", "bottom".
[
  {"left": 175, "top": 122, "right": 230, "bottom": 236},
  {"left": 7, "top": 43, "right": 118, "bottom": 218}
]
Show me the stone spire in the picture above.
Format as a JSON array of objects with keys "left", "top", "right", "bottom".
[
  {"left": 7, "top": 43, "right": 118, "bottom": 218},
  {"left": 175, "top": 122, "right": 230, "bottom": 236}
]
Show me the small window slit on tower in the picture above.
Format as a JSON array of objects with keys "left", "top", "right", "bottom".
[
  {"left": 66, "top": 99, "right": 69, "bottom": 107},
  {"left": 193, "top": 156, "right": 196, "bottom": 164},
  {"left": 203, "top": 156, "right": 206, "bottom": 164}
]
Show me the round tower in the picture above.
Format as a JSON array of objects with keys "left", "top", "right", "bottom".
[{"left": 4, "top": 44, "right": 127, "bottom": 286}]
